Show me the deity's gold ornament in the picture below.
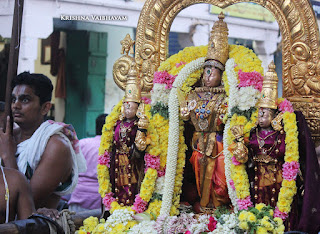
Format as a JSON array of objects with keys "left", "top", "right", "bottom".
[
  {"left": 204, "top": 12, "right": 229, "bottom": 71},
  {"left": 135, "top": 102, "right": 149, "bottom": 151},
  {"left": 124, "top": 62, "right": 141, "bottom": 103},
  {"left": 259, "top": 61, "right": 278, "bottom": 110}
]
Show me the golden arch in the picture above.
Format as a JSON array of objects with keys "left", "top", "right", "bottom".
[{"left": 115, "top": 0, "right": 320, "bottom": 140}]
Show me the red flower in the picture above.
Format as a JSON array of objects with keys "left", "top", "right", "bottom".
[
  {"left": 208, "top": 216, "right": 217, "bottom": 231},
  {"left": 185, "top": 231, "right": 191, "bottom": 234}
]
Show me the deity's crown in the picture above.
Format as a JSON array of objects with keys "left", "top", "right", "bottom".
[
  {"left": 124, "top": 62, "right": 141, "bottom": 103},
  {"left": 259, "top": 61, "right": 278, "bottom": 110},
  {"left": 205, "top": 12, "right": 229, "bottom": 70}
]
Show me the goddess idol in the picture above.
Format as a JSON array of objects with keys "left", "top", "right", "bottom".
[
  {"left": 180, "top": 13, "right": 230, "bottom": 211},
  {"left": 230, "top": 62, "right": 300, "bottom": 229},
  {"left": 247, "top": 62, "right": 287, "bottom": 207},
  {"left": 109, "top": 62, "right": 149, "bottom": 207}
]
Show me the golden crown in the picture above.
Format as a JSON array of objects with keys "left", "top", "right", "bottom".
[
  {"left": 259, "top": 61, "right": 278, "bottom": 109},
  {"left": 124, "top": 62, "right": 141, "bottom": 103},
  {"left": 205, "top": 12, "right": 229, "bottom": 70}
]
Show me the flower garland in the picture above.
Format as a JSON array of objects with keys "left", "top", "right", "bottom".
[
  {"left": 160, "top": 57, "right": 204, "bottom": 216},
  {"left": 223, "top": 54, "right": 263, "bottom": 211},
  {"left": 150, "top": 45, "right": 207, "bottom": 118}
]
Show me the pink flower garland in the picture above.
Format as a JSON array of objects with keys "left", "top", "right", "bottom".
[
  {"left": 141, "top": 96, "right": 152, "bottom": 104},
  {"left": 157, "top": 166, "right": 166, "bottom": 177},
  {"left": 237, "top": 196, "right": 253, "bottom": 210},
  {"left": 231, "top": 156, "right": 241, "bottom": 165},
  {"left": 238, "top": 69, "right": 263, "bottom": 92},
  {"left": 282, "top": 161, "right": 300, "bottom": 180},
  {"left": 102, "top": 192, "right": 116, "bottom": 210},
  {"left": 98, "top": 151, "right": 111, "bottom": 168},
  {"left": 132, "top": 194, "right": 148, "bottom": 213},
  {"left": 278, "top": 98, "right": 294, "bottom": 113},
  {"left": 274, "top": 207, "right": 288, "bottom": 220},
  {"left": 144, "top": 153, "right": 161, "bottom": 172},
  {"left": 153, "top": 71, "right": 177, "bottom": 89}
]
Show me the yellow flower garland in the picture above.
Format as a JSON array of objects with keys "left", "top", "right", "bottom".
[{"left": 228, "top": 112, "right": 258, "bottom": 199}]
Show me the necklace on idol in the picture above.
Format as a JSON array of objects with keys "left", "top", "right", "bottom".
[{"left": 256, "top": 128, "right": 277, "bottom": 149}]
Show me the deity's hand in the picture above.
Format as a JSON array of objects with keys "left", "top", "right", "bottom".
[
  {"left": 135, "top": 130, "right": 147, "bottom": 151},
  {"left": 180, "top": 106, "right": 190, "bottom": 121},
  {"left": 230, "top": 125, "right": 248, "bottom": 163},
  {"left": 137, "top": 115, "right": 149, "bottom": 130},
  {"left": 232, "top": 142, "right": 248, "bottom": 163},
  {"left": 136, "top": 102, "right": 149, "bottom": 130}
]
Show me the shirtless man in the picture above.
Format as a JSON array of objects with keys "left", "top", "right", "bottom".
[
  {"left": 0, "top": 72, "right": 86, "bottom": 210},
  {"left": 0, "top": 165, "right": 35, "bottom": 223}
]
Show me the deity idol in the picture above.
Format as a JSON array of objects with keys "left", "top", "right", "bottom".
[
  {"left": 246, "top": 62, "right": 286, "bottom": 207},
  {"left": 109, "top": 63, "right": 149, "bottom": 206},
  {"left": 180, "top": 13, "right": 230, "bottom": 211}
]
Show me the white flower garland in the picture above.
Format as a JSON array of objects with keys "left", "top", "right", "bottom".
[
  {"left": 225, "top": 59, "right": 238, "bottom": 112},
  {"left": 128, "top": 221, "right": 157, "bottom": 234},
  {"left": 151, "top": 83, "right": 170, "bottom": 106},
  {"left": 154, "top": 176, "right": 165, "bottom": 195},
  {"left": 237, "top": 87, "right": 260, "bottom": 111},
  {"left": 210, "top": 213, "right": 239, "bottom": 234},
  {"left": 223, "top": 58, "right": 239, "bottom": 210},
  {"left": 160, "top": 57, "right": 205, "bottom": 216},
  {"left": 104, "top": 209, "right": 135, "bottom": 232}
]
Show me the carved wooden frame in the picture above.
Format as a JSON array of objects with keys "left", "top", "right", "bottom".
[{"left": 114, "top": 0, "right": 320, "bottom": 140}]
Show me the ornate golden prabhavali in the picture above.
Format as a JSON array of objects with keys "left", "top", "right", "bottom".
[{"left": 113, "top": 0, "right": 320, "bottom": 142}]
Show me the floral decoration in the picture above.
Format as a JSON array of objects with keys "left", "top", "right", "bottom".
[
  {"left": 223, "top": 54, "right": 300, "bottom": 222},
  {"left": 238, "top": 203, "right": 285, "bottom": 234}
]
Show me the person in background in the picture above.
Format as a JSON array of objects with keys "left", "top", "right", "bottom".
[
  {"left": 68, "top": 113, "right": 108, "bottom": 212},
  {"left": 0, "top": 72, "right": 86, "bottom": 212}
]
